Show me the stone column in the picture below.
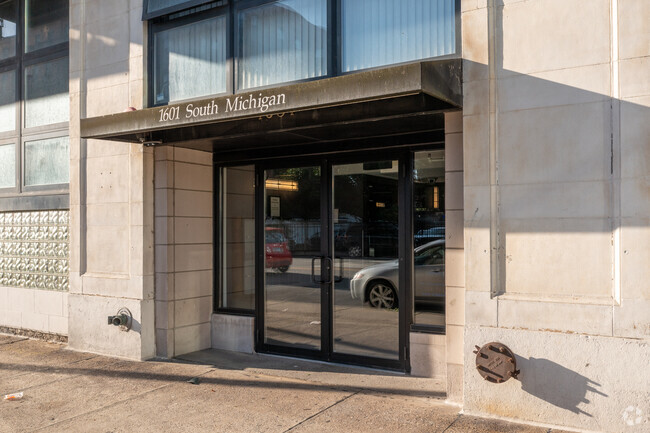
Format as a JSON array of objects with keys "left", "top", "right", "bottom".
[
  {"left": 154, "top": 147, "right": 213, "bottom": 358},
  {"left": 68, "top": 0, "right": 155, "bottom": 360},
  {"left": 444, "top": 111, "right": 465, "bottom": 404}
]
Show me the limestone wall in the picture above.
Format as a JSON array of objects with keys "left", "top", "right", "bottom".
[
  {"left": 443, "top": 112, "right": 465, "bottom": 404},
  {"left": 461, "top": 0, "right": 650, "bottom": 431},
  {"left": 154, "top": 147, "right": 213, "bottom": 358},
  {"left": 68, "top": 0, "right": 155, "bottom": 359}
]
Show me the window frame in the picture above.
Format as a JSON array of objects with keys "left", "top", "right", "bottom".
[
  {"left": 21, "top": 130, "right": 70, "bottom": 194},
  {"left": 23, "top": 0, "right": 69, "bottom": 54},
  {"left": 410, "top": 148, "right": 446, "bottom": 335},
  {"left": 232, "top": 0, "right": 334, "bottom": 92},
  {"left": 213, "top": 163, "right": 257, "bottom": 315},
  {"left": 0, "top": 0, "right": 19, "bottom": 64},
  {"left": 0, "top": 64, "right": 19, "bottom": 139},
  {"left": 147, "top": 0, "right": 460, "bottom": 106},
  {"left": 22, "top": 50, "right": 69, "bottom": 133},
  {"left": 147, "top": 1, "right": 232, "bottom": 107},
  {"left": 0, "top": 0, "right": 70, "bottom": 205},
  {"left": 142, "top": 0, "right": 226, "bottom": 21},
  {"left": 336, "top": 0, "right": 460, "bottom": 76}
]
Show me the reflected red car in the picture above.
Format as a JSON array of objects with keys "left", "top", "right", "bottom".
[{"left": 265, "top": 228, "right": 292, "bottom": 272}]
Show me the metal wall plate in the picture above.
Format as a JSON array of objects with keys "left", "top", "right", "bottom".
[{"left": 473, "top": 342, "right": 520, "bottom": 383}]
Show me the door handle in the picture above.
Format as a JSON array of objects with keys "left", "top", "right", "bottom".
[
  {"left": 311, "top": 257, "right": 321, "bottom": 284},
  {"left": 313, "top": 257, "right": 342, "bottom": 284},
  {"left": 312, "top": 257, "right": 333, "bottom": 284},
  {"left": 322, "top": 257, "right": 333, "bottom": 285}
]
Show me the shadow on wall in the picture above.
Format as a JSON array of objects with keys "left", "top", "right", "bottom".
[
  {"left": 517, "top": 357, "right": 607, "bottom": 417},
  {"left": 461, "top": 1, "right": 650, "bottom": 303},
  {"left": 461, "top": 2, "right": 649, "bottom": 429}
]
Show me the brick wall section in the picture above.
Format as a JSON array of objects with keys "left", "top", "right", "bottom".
[{"left": 154, "top": 147, "right": 213, "bottom": 357}]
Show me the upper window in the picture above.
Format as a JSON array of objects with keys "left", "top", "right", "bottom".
[
  {"left": 237, "top": 0, "right": 328, "bottom": 90},
  {"left": 341, "top": 0, "right": 456, "bottom": 72},
  {"left": 0, "top": 0, "right": 18, "bottom": 60},
  {"left": 24, "top": 56, "right": 69, "bottom": 128},
  {"left": 153, "top": 14, "right": 227, "bottom": 104},
  {"left": 146, "top": 0, "right": 458, "bottom": 105},
  {"left": 150, "top": 2, "right": 229, "bottom": 105},
  {"left": 0, "top": 0, "right": 69, "bottom": 195},
  {"left": 24, "top": 0, "right": 69, "bottom": 52},
  {"left": 0, "top": 69, "right": 16, "bottom": 132}
]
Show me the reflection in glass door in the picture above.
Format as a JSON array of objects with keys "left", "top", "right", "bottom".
[
  {"left": 263, "top": 166, "right": 322, "bottom": 351},
  {"left": 332, "top": 160, "right": 400, "bottom": 360}
]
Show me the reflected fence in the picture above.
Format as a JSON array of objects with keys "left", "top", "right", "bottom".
[{"left": 267, "top": 219, "right": 445, "bottom": 258}]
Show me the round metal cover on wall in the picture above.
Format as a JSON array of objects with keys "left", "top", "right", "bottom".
[{"left": 473, "top": 342, "right": 520, "bottom": 383}]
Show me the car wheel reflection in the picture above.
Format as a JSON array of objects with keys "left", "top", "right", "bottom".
[{"left": 367, "top": 281, "right": 398, "bottom": 309}]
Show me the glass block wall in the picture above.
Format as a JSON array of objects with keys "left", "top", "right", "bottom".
[{"left": 0, "top": 210, "right": 70, "bottom": 291}]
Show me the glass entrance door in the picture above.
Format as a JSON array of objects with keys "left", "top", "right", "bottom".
[
  {"left": 332, "top": 160, "right": 400, "bottom": 360},
  {"left": 262, "top": 165, "right": 323, "bottom": 351},
  {"left": 260, "top": 157, "right": 402, "bottom": 367}
]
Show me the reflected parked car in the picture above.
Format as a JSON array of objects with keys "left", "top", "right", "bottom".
[
  {"left": 265, "top": 227, "right": 292, "bottom": 272},
  {"left": 349, "top": 240, "right": 444, "bottom": 309}
]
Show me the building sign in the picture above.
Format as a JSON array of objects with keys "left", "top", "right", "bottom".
[{"left": 157, "top": 92, "right": 287, "bottom": 123}]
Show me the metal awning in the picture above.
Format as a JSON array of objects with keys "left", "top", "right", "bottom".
[{"left": 80, "top": 59, "right": 461, "bottom": 160}]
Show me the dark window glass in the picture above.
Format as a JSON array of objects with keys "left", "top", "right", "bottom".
[
  {"left": 153, "top": 15, "right": 227, "bottom": 104},
  {"left": 0, "top": 0, "right": 69, "bottom": 197},
  {"left": 333, "top": 160, "right": 400, "bottom": 359},
  {"left": 413, "top": 150, "right": 445, "bottom": 327},
  {"left": 237, "top": 0, "right": 327, "bottom": 90},
  {"left": 24, "top": 57, "right": 69, "bottom": 128},
  {"left": 25, "top": 0, "right": 69, "bottom": 52},
  {"left": 341, "top": 0, "right": 456, "bottom": 72},
  {"left": 0, "top": 69, "right": 15, "bottom": 132},
  {"left": 0, "top": 142, "right": 15, "bottom": 187},
  {"left": 220, "top": 165, "right": 256, "bottom": 311},
  {"left": 0, "top": 0, "right": 17, "bottom": 60},
  {"left": 146, "top": 0, "right": 226, "bottom": 16},
  {"left": 263, "top": 165, "right": 322, "bottom": 350}
]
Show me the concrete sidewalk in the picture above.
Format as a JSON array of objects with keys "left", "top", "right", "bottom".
[{"left": 0, "top": 334, "right": 571, "bottom": 433}]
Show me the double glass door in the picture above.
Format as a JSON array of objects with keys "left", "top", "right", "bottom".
[{"left": 259, "top": 157, "right": 404, "bottom": 367}]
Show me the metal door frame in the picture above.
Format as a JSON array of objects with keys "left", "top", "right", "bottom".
[{"left": 254, "top": 150, "right": 413, "bottom": 371}]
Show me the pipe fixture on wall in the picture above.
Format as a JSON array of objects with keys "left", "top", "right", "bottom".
[{"left": 107, "top": 308, "right": 133, "bottom": 332}]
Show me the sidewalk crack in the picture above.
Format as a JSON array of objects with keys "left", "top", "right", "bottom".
[
  {"left": 282, "top": 390, "right": 361, "bottom": 433},
  {"left": 440, "top": 413, "right": 462, "bottom": 433},
  {"left": 27, "top": 383, "right": 175, "bottom": 433}
]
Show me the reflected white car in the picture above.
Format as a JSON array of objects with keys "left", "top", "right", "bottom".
[{"left": 349, "top": 240, "right": 445, "bottom": 309}]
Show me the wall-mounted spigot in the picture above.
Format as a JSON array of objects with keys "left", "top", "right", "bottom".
[
  {"left": 107, "top": 308, "right": 132, "bottom": 332},
  {"left": 108, "top": 314, "right": 128, "bottom": 327}
]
